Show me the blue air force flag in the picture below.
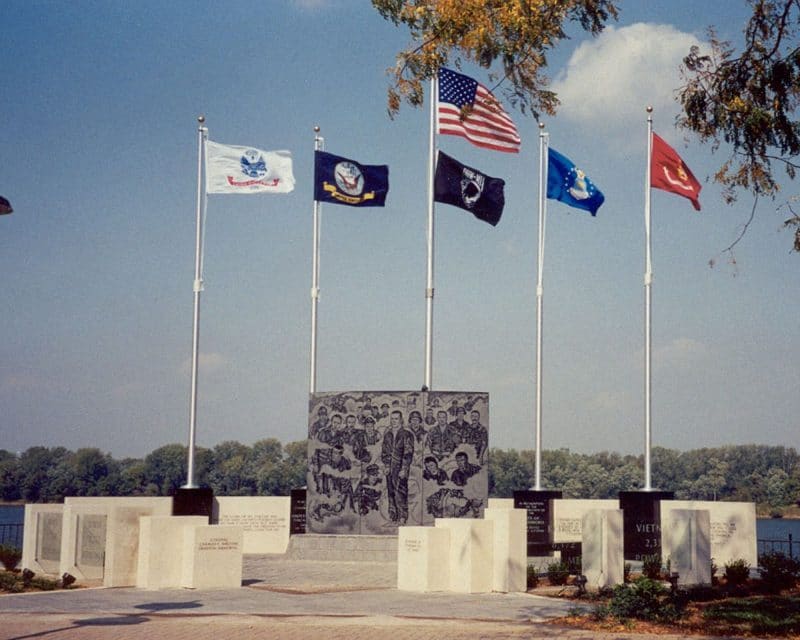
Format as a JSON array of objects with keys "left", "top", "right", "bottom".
[
  {"left": 314, "top": 151, "right": 389, "bottom": 207},
  {"left": 205, "top": 140, "right": 295, "bottom": 194},
  {"left": 434, "top": 151, "right": 505, "bottom": 226},
  {"left": 547, "top": 148, "right": 604, "bottom": 215}
]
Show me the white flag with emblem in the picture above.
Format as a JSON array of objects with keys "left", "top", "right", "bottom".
[{"left": 205, "top": 140, "right": 295, "bottom": 194}]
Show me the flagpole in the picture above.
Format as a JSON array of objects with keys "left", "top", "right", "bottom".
[
  {"left": 534, "top": 123, "right": 548, "bottom": 491},
  {"left": 644, "top": 106, "right": 654, "bottom": 491},
  {"left": 424, "top": 75, "right": 437, "bottom": 390},
  {"left": 310, "top": 126, "right": 324, "bottom": 394},
  {"left": 184, "top": 114, "right": 207, "bottom": 489}
]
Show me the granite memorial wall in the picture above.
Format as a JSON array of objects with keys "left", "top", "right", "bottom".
[{"left": 307, "top": 390, "right": 489, "bottom": 534}]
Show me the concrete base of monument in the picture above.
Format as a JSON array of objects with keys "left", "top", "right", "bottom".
[{"left": 284, "top": 534, "right": 398, "bottom": 562}]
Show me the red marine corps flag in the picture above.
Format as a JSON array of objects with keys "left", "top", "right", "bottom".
[{"left": 650, "top": 133, "right": 701, "bottom": 211}]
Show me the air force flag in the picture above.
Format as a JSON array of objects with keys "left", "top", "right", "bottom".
[
  {"left": 314, "top": 151, "right": 389, "bottom": 207},
  {"left": 547, "top": 148, "right": 604, "bottom": 215},
  {"left": 434, "top": 151, "right": 505, "bottom": 226}
]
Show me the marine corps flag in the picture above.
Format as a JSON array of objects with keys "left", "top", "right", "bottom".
[
  {"left": 434, "top": 151, "right": 505, "bottom": 226},
  {"left": 0, "top": 196, "right": 12, "bottom": 215},
  {"left": 314, "top": 151, "right": 389, "bottom": 207},
  {"left": 650, "top": 133, "right": 701, "bottom": 211}
]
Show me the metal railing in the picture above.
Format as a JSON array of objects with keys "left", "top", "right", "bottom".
[
  {"left": 758, "top": 534, "right": 796, "bottom": 560},
  {"left": 0, "top": 523, "right": 23, "bottom": 549}
]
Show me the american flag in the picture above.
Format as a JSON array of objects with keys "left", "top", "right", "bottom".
[{"left": 437, "top": 68, "right": 521, "bottom": 153}]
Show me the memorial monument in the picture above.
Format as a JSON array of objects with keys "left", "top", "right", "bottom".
[{"left": 306, "top": 390, "right": 489, "bottom": 534}]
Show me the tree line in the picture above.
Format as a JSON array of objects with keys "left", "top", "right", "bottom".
[{"left": 1, "top": 442, "right": 798, "bottom": 513}]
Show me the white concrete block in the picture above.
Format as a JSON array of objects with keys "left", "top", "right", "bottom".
[
  {"left": 181, "top": 525, "right": 244, "bottom": 589},
  {"left": 661, "top": 500, "right": 756, "bottom": 567},
  {"left": 662, "top": 509, "right": 711, "bottom": 586},
  {"left": 553, "top": 499, "right": 619, "bottom": 544},
  {"left": 213, "top": 496, "right": 291, "bottom": 554},
  {"left": 137, "top": 516, "right": 208, "bottom": 589},
  {"left": 582, "top": 509, "right": 624, "bottom": 590},
  {"left": 484, "top": 507, "right": 527, "bottom": 592},
  {"left": 397, "top": 526, "right": 450, "bottom": 592},
  {"left": 435, "top": 518, "right": 493, "bottom": 593},
  {"left": 22, "top": 504, "right": 63, "bottom": 576}
]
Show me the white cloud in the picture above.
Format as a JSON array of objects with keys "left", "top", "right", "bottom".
[
  {"left": 180, "top": 352, "right": 229, "bottom": 376},
  {"left": 551, "top": 23, "right": 707, "bottom": 137},
  {"left": 653, "top": 337, "right": 709, "bottom": 368}
]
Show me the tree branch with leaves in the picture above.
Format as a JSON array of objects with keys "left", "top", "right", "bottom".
[{"left": 372, "top": 0, "right": 618, "bottom": 119}]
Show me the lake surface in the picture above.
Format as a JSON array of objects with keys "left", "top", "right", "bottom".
[{"left": 0, "top": 504, "right": 24, "bottom": 525}]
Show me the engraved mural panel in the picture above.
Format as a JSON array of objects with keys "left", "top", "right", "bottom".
[{"left": 307, "top": 391, "right": 489, "bottom": 534}]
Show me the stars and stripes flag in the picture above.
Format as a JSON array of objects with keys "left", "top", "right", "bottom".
[{"left": 437, "top": 68, "right": 521, "bottom": 153}]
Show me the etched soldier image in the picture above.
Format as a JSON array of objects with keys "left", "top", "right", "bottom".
[
  {"left": 450, "top": 451, "right": 482, "bottom": 487},
  {"left": 422, "top": 456, "right": 448, "bottom": 485},
  {"left": 381, "top": 410, "right": 415, "bottom": 524}
]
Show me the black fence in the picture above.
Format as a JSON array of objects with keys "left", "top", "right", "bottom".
[
  {"left": 0, "top": 524, "right": 23, "bottom": 549},
  {"left": 758, "top": 534, "right": 797, "bottom": 560}
]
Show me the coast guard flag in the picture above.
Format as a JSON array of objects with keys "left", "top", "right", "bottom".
[
  {"left": 437, "top": 67, "right": 521, "bottom": 154},
  {"left": 0, "top": 196, "right": 12, "bottom": 215},
  {"left": 547, "top": 148, "right": 604, "bottom": 216},
  {"left": 206, "top": 140, "right": 295, "bottom": 194},
  {"left": 314, "top": 151, "right": 389, "bottom": 207},
  {"left": 651, "top": 133, "right": 702, "bottom": 211},
  {"left": 434, "top": 151, "right": 505, "bottom": 226}
]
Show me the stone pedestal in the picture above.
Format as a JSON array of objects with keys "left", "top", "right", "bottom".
[
  {"left": 397, "top": 526, "right": 450, "bottom": 592},
  {"left": 619, "top": 490, "right": 673, "bottom": 561},
  {"left": 513, "top": 490, "right": 562, "bottom": 556},
  {"left": 484, "top": 507, "right": 527, "bottom": 592},
  {"left": 435, "top": 518, "right": 493, "bottom": 593},
  {"left": 582, "top": 509, "right": 624, "bottom": 590},
  {"left": 173, "top": 487, "right": 214, "bottom": 521},
  {"left": 662, "top": 509, "right": 711, "bottom": 586},
  {"left": 181, "top": 525, "right": 243, "bottom": 589}
]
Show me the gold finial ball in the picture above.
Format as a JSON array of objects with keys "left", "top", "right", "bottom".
[
  {"left": 197, "top": 115, "right": 205, "bottom": 123},
  {"left": 646, "top": 106, "right": 653, "bottom": 113},
  {"left": 539, "top": 122, "right": 545, "bottom": 130},
  {"left": 314, "top": 125, "right": 320, "bottom": 133}
]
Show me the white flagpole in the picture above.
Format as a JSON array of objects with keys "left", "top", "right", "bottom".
[
  {"left": 424, "top": 75, "right": 437, "bottom": 390},
  {"left": 309, "top": 126, "right": 324, "bottom": 394},
  {"left": 644, "top": 106, "right": 654, "bottom": 491},
  {"left": 534, "top": 123, "right": 548, "bottom": 491},
  {"left": 184, "top": 115, "right": 207, "bottom": 489}
]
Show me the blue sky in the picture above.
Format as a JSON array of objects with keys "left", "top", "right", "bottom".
[{"left": 1, "top": 0, "right": 796, "bottom": 460}]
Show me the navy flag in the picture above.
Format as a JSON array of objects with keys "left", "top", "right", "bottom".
[
  {"left": 547, "top": 148, "right": 604, "bottom": 215},
  {"left": 434, "top": 151, "right": 505, "bottom": 226},
  {"left": 314, "top": 151, "right": 389, "bottom": 207}
]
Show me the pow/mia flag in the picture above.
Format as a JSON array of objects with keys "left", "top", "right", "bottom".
[
  {"left": 434, "top": 151, "right": 505, "bottom": 226},
  {"left": 314, "top": 151, "right": 389, "bottom": 207}
]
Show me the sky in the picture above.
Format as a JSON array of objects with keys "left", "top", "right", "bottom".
[{"left": 1, "top": 1, "right": 797, "bottom": 461}]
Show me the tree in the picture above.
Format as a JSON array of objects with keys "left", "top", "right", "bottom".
[
  {"left": 678, "top": 0, "right": 800, "bottom": 252},
  {"left": 143, "top": 444, "right": 187, "bottom": 496},
  {"left": 372, "top": 0, "right": 618, "bottom": 117}
]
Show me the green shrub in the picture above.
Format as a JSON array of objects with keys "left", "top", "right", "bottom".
[
  {"left": 526, "top": 564, "right": 539, "bottom": 589},
  {"left": 0, "top": 571, "right": 22, "bottom": 593},
  {"left": 0, "top": 545, "right": 21, "bottom": 571},
  {"left": 30, "top": 576, "right": 58, "bottom": 591},
  {"left": 642, "top": 554, "right": 663, "bottom": 580},
  {"left": 597, "top": 577, "right": 685, "bottom": 623},
  {"left": 546, "top": 561, "right": 570, "bottom": 586},
  {"left": 758, "top": 551, "right": 800, "bottom": 592},
  {"left": 724, "top": 558, "right": 750, "bottom": 586}
]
